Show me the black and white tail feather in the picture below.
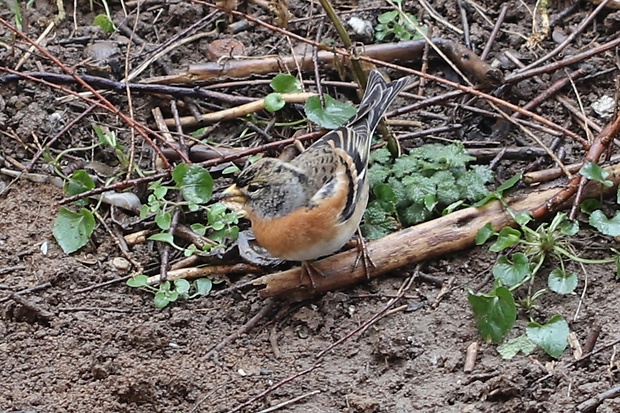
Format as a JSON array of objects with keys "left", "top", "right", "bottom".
[{"left": 295, "top": 70, "right": 410, "bottom": 222}]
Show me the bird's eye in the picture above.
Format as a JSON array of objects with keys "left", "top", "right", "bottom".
[{"left": 247, "top": 183, "right": 261, "bottom": 193}]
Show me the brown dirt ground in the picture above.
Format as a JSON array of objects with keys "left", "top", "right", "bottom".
[{"left": 1, "top": 0, "right": 620, "bottom": 412}]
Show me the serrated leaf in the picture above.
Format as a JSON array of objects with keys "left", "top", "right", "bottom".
[
  {"left": 270, "top": 74, "right": 302, "bottom": 93},
  {"left": 264, "top": 92, "right": 286, "bottom": 112},
  {"left": 172, "top": 164, "right": 213, "bottom": 204},
  {"left": 476, "top": 222, "right": 495, "bottom": 245},
  {"left": 468, "top": 286, "right": 517, "bottom": 343},
  {"left": 548, "top": 268, "right": 578, "bottom": 294},
  {"left": 526, "top": 315, "right": 569, "bottom": 358},
  {"left": 580, "top": 162, "right": 613, "bottom": 187},
  {"left": 370, "top": 147, "right": 392, "bottom": 164},
  {"left": 493, "top": 253, "right": 530, "bottom": 287},
  {"left": 490, "top": 227, "right": 522, "bottom": 252},
  {"left": 589, "top": 210, "right": 620, "bottom": 236},
  {"left": 53, "top": 207, "right": 96, "bottom": 254},
  {"left": 126, "top": 274, "right": 149, "bottom": 288},
  {"left": 305, "top": 95, "right": 356, "bottom": 129},
  {"left": 497, "top": 334, "right": 537, "bottom": 359}
]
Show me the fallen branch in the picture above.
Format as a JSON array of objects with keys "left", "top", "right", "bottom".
[{"left": 253, "top": 164, "right": 620, "bottom": 301}]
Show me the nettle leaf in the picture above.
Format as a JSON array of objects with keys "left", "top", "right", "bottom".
[
  {"left": 368, "top": 164, "right": 391, "bottom": 188},
  {"left": 468, "top": 286, "right": 517, "bottom": 344},
  {"left": 270, "top": 73, "right": 302, "bottom": 93},
  {"left": 589, "top": 210, "right": 620, "bottom": 237},
  {"left": 548, "top": 268, "right": 578, "bottom": 294},
  {"left": 305, "top": 95, "right": 356, "bottom": 129},
  {"left": 490, "top": 227, "right": 522, "bottom": 252},
  {"left": 362, "top": 201, "right": 399, "bottom": 240},
  {"left": 493, "top": 253, "right": 530, "bottom": 287},
  {"left": 526, "top": 315, "right": 569, "bottom": 358},
  {"left": 476, "top": 222, "right": 495, "bottom": 245},
  {"left": 457, "top": 167, "right": 492, "bottom": 202},
  {"left": 580, "top": 161, "right": 613, "bottom": 187},
  {"left": 370, "top": 147, "right": 392, "bottom": 164},
  {"left": 497, "top": 334, "right": 537, "bottom": 359},
  {"left": 399, "top": 202, "right": 432, "bottom": 226},
  {"left": 264, "top": 93, "right": 286, "bottom": 112},
  {"left": 53, "top": 207, "right": 96, "bottom": 254},
  {"left": 172, "top": 164, "right": 213, "bottom": 204}
]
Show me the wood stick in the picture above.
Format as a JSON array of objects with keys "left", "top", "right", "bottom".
[{"left": 253, "top": 164, "right": 620, "bottom": 300}]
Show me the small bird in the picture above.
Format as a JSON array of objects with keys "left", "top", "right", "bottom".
[{"left": 221, "top": 70, "right": 410, "bottom": 282}]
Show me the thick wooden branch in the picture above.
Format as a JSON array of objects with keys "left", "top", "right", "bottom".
[{"left": 252, "top": 164, "right": 620, "bottom": 301}]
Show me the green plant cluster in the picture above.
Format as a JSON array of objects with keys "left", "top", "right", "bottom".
[
  {"left": 469, "top": 164, "right": 620, "bottom": 359},
  {"left": 375, "top": 0, "right": 427, "bottom": 42},
  {"left": 362, "top": 143, "right": 493, "bottom": 240}
]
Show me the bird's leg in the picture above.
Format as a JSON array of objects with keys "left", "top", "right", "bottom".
[
  {"left": 300, "top": 260, "right": 327, "bottom": 289},
  {"left": 353, "top": 228, "right": 376, "bottom": 280}
]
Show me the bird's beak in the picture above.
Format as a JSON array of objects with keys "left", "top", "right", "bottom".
[{"left": 218, "top": 184, "right": 247, "bottom": 205}]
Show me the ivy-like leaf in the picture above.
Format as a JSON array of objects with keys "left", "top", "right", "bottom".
[
  {"left": 579, "top": 161, "right": 613, "bottom": 187},
  {"left": 526, "top": 315, "right": 569, "bottom": 358},
  {"left": 468, "top": 286, "right": 517, "bottom": 343},
  {"left": 493, "top": 253, "right": 530, "bottom": 287},
  {"left": 490, "top": 227, "right": 522, "bottom": 252},
  {"left": 476, "top": 222, "right": 495, "bottom": 245},
  {"left": 172, "top": 164, "right": 213, "bottom": 204},
  {"left": 305, "top": 95, "right": 356, "bottom": 129},
  {"left": 270, "top": 74, "right": 302, "bottom": 93},
  {"left": 53, "top": 207, "right": 96, "bottom": 254},
  {"left": 547, "top": 268, "right": 578, "bottom": 294},
  {"left": 589, "top": 210, "right": 620, "bottom": 237}
]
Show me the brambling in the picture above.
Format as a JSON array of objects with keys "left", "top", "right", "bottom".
[{"left": 221, "top": 70, "right": 410, "bottom": 282}]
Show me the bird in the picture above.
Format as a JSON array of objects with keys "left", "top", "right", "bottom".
[{"left": 220, "top": 70, "right": 410, "bottom": 284}]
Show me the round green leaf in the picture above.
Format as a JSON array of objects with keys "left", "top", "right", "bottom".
[
  {"left": 270, "top": 74, "right": 302, "bottom": 93},
  {"left": 172, "top": 164, "right": 213, "bottom": 204},
  {"left": 497, "top": 334, "right": 537, "bottom": 359},
  {"left": 194, "top": 278, "right": 213, "bottom": 296},
  {"left": 468, "top": 286, "right": 517, "bottom": 344},
  {"left": 155, "top": 211, "right": 171, "bottom": 230},
  {"left": 53, "top": 207, "right": 96, "bottom": 254},
  {"left": 154, "top": 291, "right": 171, "bottom": 309},
  {"left": 475, "top": 222, "right": 495, "bottom": 245},
  {"left": 264, "top": 93, "right": 286, "bottom": 112},
  {"left": 526, "top": 315, "right": 569, "bottom": 358},
  {"left": 305, "top": 95, "right": 356, "bottom": 129},
  {"left": 579, "top": 161, "right": 613, "bottom": 187},
  {"left": 174, "top": 279, "right": 191, "bottom": 295},
  {"left": 493, "top": 253, "right": 530, "bottom": 287},
  {"left": 489, "top": 227, "right": 521, "bottom": 252},
  {"left": 126, "top": 274, "right": 149, "bottom": 288},
  {"left": 589, "top": 210, "right": 620, "bottom": 237},
  {"left": 547, "top": 269, "right": 577, "bottom": 294},
  {"left": 65, "top": 170, "right": 95, "bottom": 197}
]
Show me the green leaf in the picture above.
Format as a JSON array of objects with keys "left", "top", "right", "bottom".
[
  {"left": 191, "top": 223, "right": 207, "bottom": 236},
  {"left": 468, "top": 286, "right": 517, "bottom": 343},
  {"left": 362, "top": 201, "right": 399, "bottom": 240},
  {"left": 548, "top": 268, "right": 578, "bottom": 294},
  {"left": 93, "top": 14, "right": 114, "bottom": 34},
  {"left": 154, "top": 291, "right": 172, "bottom": 309},
  {"left": 526, "top": 315, "right": 569, "bottom": 358},
  {"left": 174, "top": 279, "right": 191, "bottom": 295},
  {"left": 490, "top": 227, "right": 522, "bottom": 252},
  {"left": 270, "top": 73, "right": 302, "bottom": 93},
  {"left": 497, "top": 334, "right": 537, "bottom": 359},
  {"left": 155, "top": 211, "right": 171, "bottom": 230},
  {"left": 579, "top": 162, "right": 613, "bottom": 187},
  {"left": 580, "top": 198, "right": 601, "bottom": 214},
  {"left": 497, "top": 173, "right": 522, "bottom": 194},
  {"left": 589, "top": 210, "right": 620, "bottom": 236},
  {"left": 65, "top": 170, "right": 95, "bottom": 197},
  {"left": 370, "top": 147, "right": 392, "bottom": 164},
  {"left": 493, "top": 253, "right": 530, "bottom": 287},
  {"left": 378, "top": 10, "right": 398, "bottom": 24},
  {"left": 305, "top": 95, "right": 356, "bottom": 129},
  {"left": 476, "top": 222, "right": 495, "bottom": 245},
  {"left": 148, "top": 233, "right": 175, "bottom": 245},
  {"left": 194, "top": 278, "right": 213, "bottom": 296},
  {"left": 53, "top": 207, "right": 96, "bottom": 254},
  {"left": 559, "top": 218, "right": 579, "bottom": 236},
  {"left": 514, "top": 211, "right": 533, "bottom": 226},
  {"left": 264, "top": 93, "right": 286, "bottom": 112},
  {"left": 126, "top": 274, "right": 149, "bottom": 288},
  {"left": 172, "top": 164, "right": 213, "bottom": 204}
]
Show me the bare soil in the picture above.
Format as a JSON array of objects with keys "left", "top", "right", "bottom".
[{"left": 1, "top": 1, "right": 620, "bottom": 412}]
